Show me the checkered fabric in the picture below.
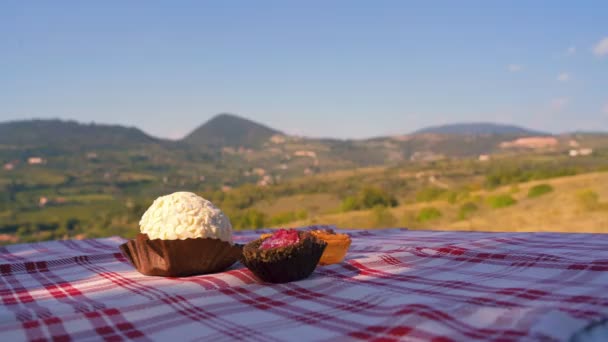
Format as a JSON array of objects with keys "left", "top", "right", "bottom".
[{"left": 2, "top": 227, "right": 608, "bottom": 341}]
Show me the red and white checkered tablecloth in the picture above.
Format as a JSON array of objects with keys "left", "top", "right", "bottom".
[{"left": 1, "top": 226, "right": 608, "bottom": 342}]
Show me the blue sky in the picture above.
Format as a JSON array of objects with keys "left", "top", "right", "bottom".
[{"left": 1, "top": 1, "right": 607, "bottom": 139}]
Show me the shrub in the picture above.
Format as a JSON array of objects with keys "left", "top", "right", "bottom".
[
  {"left": 445, "top": 189, "right": 470, "bottom": 204},
  {"left": 458, "top": 202, "right": 478, "bottom": 220},
  {"left": 487, "top": 194, "right": 517, "bottom": 209},
  {"left": 360, "top": 187, "right": 398, "bottom": 208},
  {"left": 484, "top": 164, "right": 577, "bottom": 189},
  {"left": 295, "top": 209, "right": 308, "bottom": 220},
  {"left": 446, "top": 191, "right": 458, "bottom": 204},
  {"left": 417, "top": 207, "right": 442, "bottom": 222},
  {"left": 16, "top": 224, "right": 36, "bottom": 238},
  {"left": 415, "top": 187, "right": 446, "bottom": 202},
  {"left": 340, "top": 187, "right": 398, "bottom": 212},
  {"left": 54, "top": 226, "right": 69, "bottom": 239},
  {"left": 576, "top": 189, "right": 600, "bottom": 211},
  {"left": 231, "top": 209, "right": 266, "bottom": 229},
  {"left": 371, "top": 206, "right": 397, "bottom": 227},
  {"left": 269, "top": 210, "right": 308, "bottom": 226},
  {"left": 527, "top": 184, "right": 554, "bottom": 198},
  {"left": 340, "top": 196, "right": 360, "bottom": 212}
]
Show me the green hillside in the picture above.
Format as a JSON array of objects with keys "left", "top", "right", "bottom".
[
  {"left": 286, "top": 172, "right": 608, "bottom": 233},
  {"left": 183, "top": 113, "right": 281, "bottom": 148},
  {"left": 1, "top": 115, "right": 607, "bottom": 244},
  {"left": 413, "top": 122, "right": 547, "bottom": 135},
  {"left": 0, "top": 119, "right": 157, "bottom": 150}
]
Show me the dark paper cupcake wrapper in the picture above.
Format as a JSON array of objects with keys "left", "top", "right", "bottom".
[
  {"left": 241, "top": 232, "right": 327, "bottom": 283},
  {"left": 119, "top": 234, "right": 242, "bottom": 277}
]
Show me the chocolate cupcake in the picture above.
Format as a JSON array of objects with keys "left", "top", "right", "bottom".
[
  {"left": 241, "top": 229, "right": 327, "bottom": 283},
  {"left": 119, "top": 192, "right": 241, "bottom": 277}
]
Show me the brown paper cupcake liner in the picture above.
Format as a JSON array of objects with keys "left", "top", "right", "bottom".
[
  {"left": 241, "top": 231, "right": 327, "bottom": 283},
  {"left": 318, "top": 240, "right": 351, "bottom": 266},
  {"left": 119, "top": 233, "right": 242, "bottom": 277},
  {"left": 310, "top": 230, "right": 352, "bottom": 266}
]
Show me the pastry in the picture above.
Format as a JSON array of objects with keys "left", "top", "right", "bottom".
[
  {"left": 310, "top": 229, "right": 351, "bottom": 265},
  {"left": 119, "top": 192, "right": 242, "bottom": 277},
  {"left": 241, "top": 229, "right": 327, "bottom": 283}
]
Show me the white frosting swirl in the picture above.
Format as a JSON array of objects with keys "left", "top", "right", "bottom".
[{"left": 139, "top": 192, "right": 232, "bottom": 243}]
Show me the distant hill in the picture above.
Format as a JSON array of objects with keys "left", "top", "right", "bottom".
[
  {"left": 3, "top": 116, "right": 604, "bottom": 177},
  {"left": 0, "top": 119, "right": 157, "bottom": 149},
  {"left": 413, "top": 123, "right": 548, "bottom": 136},
  {"left": 183, "top": 113, "right": 281, "bottom": 148}
]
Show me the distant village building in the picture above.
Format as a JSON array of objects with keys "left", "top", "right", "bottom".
[
  {"left": 270, "top": 135, "right": 286, "bottom": 144},
  {"left": 221, "top": 185, "right": 232, "bottom": 192},
  {"left": 28, "top": 157, "right": 46, "bottom": 165},
  {"left": 383, "top": 141, "right": 398, "bottom": 149},
  {"left": 386, "top": 150, "right": 404, "bottom": 162},
  {"left": 252, "top": 168, "right": 266, "bottom": 176},
  {"left": 569, "top": 148, "right": 593, "bottom": 157},
  {"left": 39, "top": 196, "right": 49, "bottom": 207},
  {"left": 0, "top": 234, "right": 17, "bottom": 243},
  {"left": 199, "top": 175, "right": 206, "bottom": 182},
  {"left": 86, "top": 152, "right": 98, "bottom": 160},
  {"left": 257, "top": 175, "right": 273, "bottom": 187},
  {"left": 304, "top": 168, "right": 313, "bottom": 175},
  {"left": 500, "top": 137, "right": 559, "bottom": 149},
  {"left": 3, "top": 162, "right": 15, "bottom": 171},
  {"left": 478, "top": 154, "right": 490, "bottom": 162},
  {"left": 279, "top": 164, "right": 289, "bottom": 170},
  {"left": 294, "top": 151, "right": 317, "bottom": 158},
  {"left": 222, "top": 147, "right": 236, "bottom": 154},
  {"left": 569, "top": 140, "right": 580, "bottom": 147},
  {"left": 237, "top": 147, "right": 253, "bottom": 154},
  {"left": 410, "top": 151, "right": 444, "bottom": 162}
]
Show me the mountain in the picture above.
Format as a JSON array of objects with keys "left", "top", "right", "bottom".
[
  {"left": 413, "top": 123, "right": 548, "bottom": 136},
  {"left": 0, "top": 119, "right": 157, "bottom": 149},
  {"left": 183, "top": 113, "right": 281, "bottom": 148}
]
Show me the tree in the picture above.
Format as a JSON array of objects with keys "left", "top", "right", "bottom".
[
  {"left": 232, "top": 210, "right": 267, "bottom": 229},
  {"left": 340, "top": 196, "right": 360, "bottom": 212},
  {"left": 372, "top": 206, "right": 397, "bottom": 227},
  {"left": 5, "top": 180, "right": 24, "bottom": 202},
  {"left": 417, "top": 207, "right": 442, "bottom": 222},
  {"left": 577, "top": 189, "right": 600, "bottom": 211},
  {"left": 458, "top": 202, "right": 478, "bottom": 220},
  {"left": 527, "top": 184, "right": 554, "bottom": 198},
  {"left": 487, "top": 194, "right": 517, "bottom": 209},
  {"left": 360, "top": 187, "right": 398, "bottom": 208}
]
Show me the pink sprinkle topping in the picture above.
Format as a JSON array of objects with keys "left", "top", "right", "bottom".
[{"left": 260, "top": 229, "right": 300, "bottom": 250}]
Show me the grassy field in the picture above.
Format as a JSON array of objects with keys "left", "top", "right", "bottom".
[
  {"left": 252, "top": 193, "right": 340, "bottom": 217},
  {"left": 2, "top": 151, "right": 608, "bottom": 244},
  {"left": 278, "top": 172, "right": 608, "bottom": 233}
]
